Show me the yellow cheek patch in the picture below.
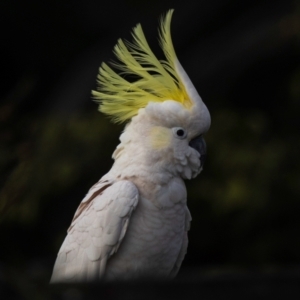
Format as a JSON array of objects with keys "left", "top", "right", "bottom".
[{"left": 150, "top": 127, "right": 172, "bottom": 150}]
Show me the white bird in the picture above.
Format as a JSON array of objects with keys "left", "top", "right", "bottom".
[{"left": 50, "top": 9, "right": 210, "bottom": 282}]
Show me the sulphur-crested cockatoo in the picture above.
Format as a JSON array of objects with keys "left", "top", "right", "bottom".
[{"left": 50, "top": 9, "right": 210, "bottom": 282}]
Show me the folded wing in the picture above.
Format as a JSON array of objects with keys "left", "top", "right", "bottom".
[{"left": 50, "top": 180, "right": 139, "bottom": 283}]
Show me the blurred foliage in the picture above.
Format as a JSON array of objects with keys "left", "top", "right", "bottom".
[{"left": 0, "top": 110, "right": 120, "bottom": 224}]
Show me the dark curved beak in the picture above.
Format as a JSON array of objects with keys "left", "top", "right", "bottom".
[{"left": 189, "top": 135, "right": 207, "bottom": 166}]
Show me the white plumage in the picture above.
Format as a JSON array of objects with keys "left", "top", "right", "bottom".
[{"left": 50, "top": 10, "right": 210, "bottom": 282}]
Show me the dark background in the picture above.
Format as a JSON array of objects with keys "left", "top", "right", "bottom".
[{"left": 1, "top": 0, "right": 300, "bottom": 298}]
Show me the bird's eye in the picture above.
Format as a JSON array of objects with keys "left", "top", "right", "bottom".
[{"left": 172, "top": 127, "right": 187, "bottom": 139}]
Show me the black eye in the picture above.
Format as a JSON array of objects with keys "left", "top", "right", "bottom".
[
  {"left": 176, "top": 129, "right": 185, "bottom": 137},
  {"left": 172, "top": 127, "right": 187, "bottom": 139}
]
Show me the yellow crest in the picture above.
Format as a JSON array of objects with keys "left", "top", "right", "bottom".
[{"left": 92, "top": 10, "right": 192, "bottom": 123}]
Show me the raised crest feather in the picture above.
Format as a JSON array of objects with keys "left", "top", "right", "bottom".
[{"left": 92, "top": 10, "right": 192, "bottom": 123}]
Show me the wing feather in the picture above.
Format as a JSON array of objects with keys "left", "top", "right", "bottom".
[
  {"left": 50, "top": 180, "right": 139, "bottom": 283},
  {"left": 169, "top": 207, "right": 192, "bottom": 277}
]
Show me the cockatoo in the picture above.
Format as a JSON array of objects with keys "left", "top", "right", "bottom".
[{"left": 50, "top": 9, "right": 210, "bottom": 282}]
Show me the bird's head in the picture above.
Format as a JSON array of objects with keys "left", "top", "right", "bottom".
[{"left": 92, "top": 10, "right": 210, "bottom": 179}]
